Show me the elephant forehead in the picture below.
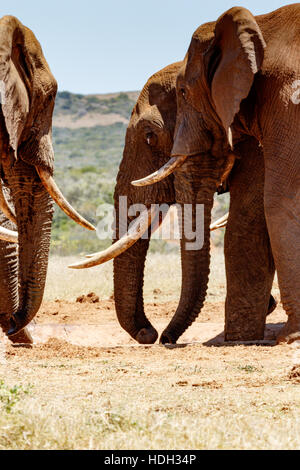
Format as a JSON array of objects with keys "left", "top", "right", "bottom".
[{"left": 131, "top": 106, "right": 164, "bottom": 130}]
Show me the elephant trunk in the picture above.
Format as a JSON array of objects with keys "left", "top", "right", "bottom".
[
  {"left": 0, "top": 213, "right": 18, "bottom": 329},
  {"left": 0, "top": 192, "right": 33, "bottom": 343},
  {"left": 114, "top": 239, "right": 158, "bottom": 344},
  {"left": 160, "top": 185, "right": 215, "bottom": 344},
  {"left": 113, "top": 196, "right": 158, "bottom": 344},
  {"left": 4, "top": 162, "right": 54, "bottom": 336}
]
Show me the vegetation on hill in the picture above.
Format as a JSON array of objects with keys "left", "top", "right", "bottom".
[
  {"left": 51, "top": 92, "right": 134, "bottom": 255},
  {"left": 55, "top": 91, "right": 137, "bottom": 120}
]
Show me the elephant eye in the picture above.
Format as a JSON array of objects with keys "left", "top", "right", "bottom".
[
  {"left": 180, "top": 87, "right": 186, "bottom": 99},
  {"left": 146, "top": 132, "right": 156, "bottom": 146}
]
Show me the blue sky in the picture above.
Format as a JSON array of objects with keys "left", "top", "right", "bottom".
[{"left": 3, "top": 0, "right": 293, "bottom": 94}]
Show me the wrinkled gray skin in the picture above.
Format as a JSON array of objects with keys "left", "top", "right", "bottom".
[
  {"left": 0, "top": 16, "right": 57, "bottom": 342},
  {"left": 113, "top": 59, "right": 275, "bottom": 344}
]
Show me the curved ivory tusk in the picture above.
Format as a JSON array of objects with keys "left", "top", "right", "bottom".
[
  {"left": 69, "top": 206, "right": 158, "bottom": 269},
  {"left": 0, "top": 180, "right": 17, "bottom": 224},
  {"left": 84, "top": 207, "right": 227, "bottom": 260},
  {"left": 85, "top": 252, "right": 99, "bottom": 259},
  {"left": 84, "top": 207, "right": 169, "bottom": 260},
  {"left": 131, "top": 155, "right": 188, "bottom": 187},
  {"left": 210, "top": 213, "right": 229, "bottom": 231},
  {"left": 0, "top": 226, "right": 18, "bottom": 243},
  {"left": 37, "top": 168, "right": 96, "bottom": 231}
]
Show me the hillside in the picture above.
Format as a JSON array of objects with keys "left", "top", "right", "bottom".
[
  {"left": 52, "top": 91, "right": 138, "bottom": 255},
  {"left": 51, "top": 91, "right": 228, "bottom": 256}
]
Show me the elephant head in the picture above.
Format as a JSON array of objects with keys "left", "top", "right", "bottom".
[{"left": 0, "top": 16, "right": 95, "bottom": 339}]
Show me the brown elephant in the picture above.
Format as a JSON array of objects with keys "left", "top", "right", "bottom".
[
  {"left": 134, "top": 4, "right": 300, "bottom": 343},
  {"left": 71, "top": 56, "right": 276, "bottom": 344},
  {"left": 0, "top": 16, "right": 95, "bottom": 342}
]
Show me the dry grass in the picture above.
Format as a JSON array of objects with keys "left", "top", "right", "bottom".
[
  {"left": 45, "top": 247, "right": 234, "bottom": 303},
  {"left": 0, "top": 248, "right": 292, "bottom": 450},
  {"left": 45, "top": 247, "right": 280, "bottom": 302},
  {"left": 0, "top": 342, "right": 300, "bottom": 450},
  {"left": 45, "top": 251, "right": 185, "bottom": 302}
]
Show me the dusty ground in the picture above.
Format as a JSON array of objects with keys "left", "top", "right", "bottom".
[
  {"left": 0, "top": 251, "right": 299, "bottom": 450},
  {"left": 6, "top": 298, "right": 288, "bottom": 348}
]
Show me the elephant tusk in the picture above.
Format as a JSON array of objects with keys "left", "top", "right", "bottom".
[
  {"left": 85, "top": 252, "right": 99, "bottom": 259},
  {"left": 210, "top": 212, "right": 228, "bottom": 231},
  {"left": 84, "top": 207, "right": 226, "bottom": 260},
  {"left": 84, "top": 206, "right": 169, "bottom": 259},
  {"left": 131, "top": 155, "right": 188, "bottom": 187},
  {"left": 0, "top": 179, "right": 17, "bottom": 224},
  {"left": 37, "top": 168, "right": 96, "bottom": 231},
  {"left": 0, "top": 226, "right": 18, "bottom": 243},
  {"left": 69, "top": 206, "right": 158, "bottom": 269}
]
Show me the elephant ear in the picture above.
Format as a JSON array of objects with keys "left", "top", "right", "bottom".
[
  {"left": 204, "top": 7, "right": 266, "bottom": 144},
  {"left": 0, "top": 16, "right": 30, "bottom": 160}
]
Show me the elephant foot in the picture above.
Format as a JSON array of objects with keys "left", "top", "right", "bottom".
[
  {"left": 225, "top": 319, "right": 265, "bottom": 342},
  {"left": 224, "top": 297, "right": 276, "bottom": 342},
  {"left": 277, "top": 317, "right": 300, "bottom": 345},
  {"left": 267, "top": 295, "right": 277, "bottom": 316},
  {"left": 135, "top": 327, "right": 158, "bottom": 344},
  {"left": 0, "top": 316, "right": 33, "bottom": 344},
  {"left": 225, "top": 331, "right": 265, "bottom": 342},
  {"left": 7, "top": 327, "right": 33, "bottom": 345}
]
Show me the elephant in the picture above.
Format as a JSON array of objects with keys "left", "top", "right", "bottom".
[
  {"left": 0, "top": 16, "right": 95, "bottom": 342},
  {"left": 133, "top": 4, "right": 300, "bottom": 343},
  {"left": 71, "top": 56, "right": 276, "bottom": 344}
]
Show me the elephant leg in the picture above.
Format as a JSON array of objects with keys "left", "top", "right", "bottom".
[
  {"left": 263, "top": 135, "right": 300, "bottom": 344},
  {"left": 224, "top": 137, "right": 275, "bottom": 341},
  {"left": 267, "top": 295, "right": 277, "bottom": 316}
]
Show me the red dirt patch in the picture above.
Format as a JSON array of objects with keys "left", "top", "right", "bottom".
[
  {"left": 76, "top": 292, "right": 100, "bottom": 304},
  {"left": 288, "top": 365, "right": 300, "bottom": 383},
  {"left": 6, "top": 338, "right": 103, "bottom": 360}
]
